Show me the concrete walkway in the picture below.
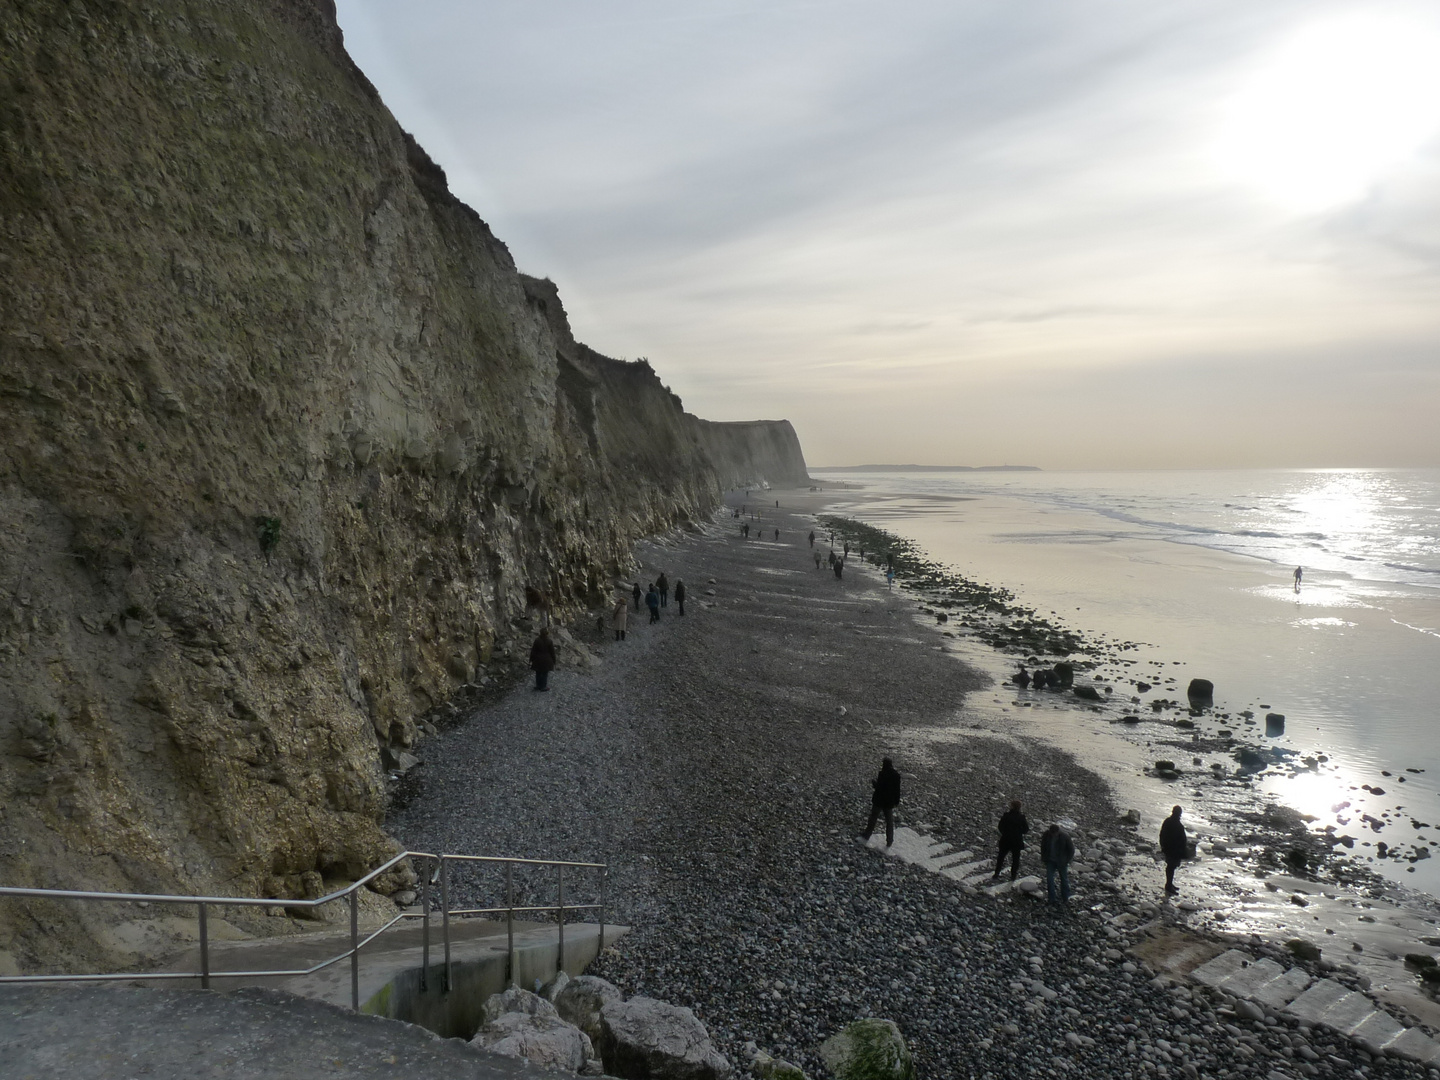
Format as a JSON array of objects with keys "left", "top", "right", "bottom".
[{"left": 0, "top": 984, "right": 569, "bottom": 1080}]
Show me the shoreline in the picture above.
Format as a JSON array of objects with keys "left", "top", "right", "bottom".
[
  {"left": 795, "top": 489, "right": 1440, "bottom": 1032},
  {"left": 389, "top": 488, "right": 1440, "bottom": 1077}
]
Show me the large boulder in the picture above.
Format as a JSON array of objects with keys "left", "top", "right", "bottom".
[
  {"left": 471, "top": 987, "right": 598, "bottom": 1073},
  {"left": 1186, "top": 678, "right": 1214, "bottom": 702},
  {"left": 596, "top": 996, "right": 732, "bottom": 1079},
  {"left": 818, "top": 1019, "right": 915, "bottom": 1080},
  {"left": 556, "top": 974, "right": 625, "bottom": 1043}
]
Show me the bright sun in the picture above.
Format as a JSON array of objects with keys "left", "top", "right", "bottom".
[{"left": 1214, "top": 11, "right": 1440, "bottom": 211}]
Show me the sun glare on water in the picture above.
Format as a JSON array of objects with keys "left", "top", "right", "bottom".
[{"left": 1213, "top": 11, "right": 1440, "bottom": 211}]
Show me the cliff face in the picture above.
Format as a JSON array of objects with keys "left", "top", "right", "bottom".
[{"left": 0, "top": 0, "right": 808, "bottom": 971}]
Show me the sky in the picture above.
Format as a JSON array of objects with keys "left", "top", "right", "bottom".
[{"left": 334, "top": 0, "right": 1440, "bottom": 469}]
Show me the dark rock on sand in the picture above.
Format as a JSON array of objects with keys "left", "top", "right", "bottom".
[{"left": 1186, "top": 678, "right": 1214, "bottom": 701}]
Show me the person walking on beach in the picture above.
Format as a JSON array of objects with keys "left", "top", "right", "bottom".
[
  {"left": 529, "top": 628, "right": 557, "bottom": 692},
  {"left": 809, "top": 530, "right": 815, "bottom": 548},
  {"left": 1160, "top": 805, "right": 1188, "bottom": 893},
  {"left": 612, "top": 599, "right": 628, "bottom": 641},
  {"left": 632, "top": 582, "right": 642, "bottom": 612},
  {"left": 773, "top": 528, "right": 779, "bottom": 541},
  {"left": 993, "top": 800, "right": 1029, "bottom": 882},
  {"left": 833, "top": 558, "right": 843, "bottom": 580},
  {"left": 815, "top": 551, "right": 822, "bottom": 570},
  {"left": 657, "top": 572, "right": 669, "bottom": 608},
  {"left": 742, "top": 523, "right": 749, "bottom": 538},
  {"left": 863, "top": 757, "right": 902, "bottom": 846},
  {"left": 646, "top": 583, "right": 661, "bottom": 624},
  {"left": 886, "top": 568, "right": 894, "bottom": 589},
  {"left": 1040, "top": 823, "right": 1074, "bottom": 905},
  {"left": 674, "top": 579, "right": 686, "bottom": 615},
  {"left": 1294, "top": 566, "right": 1303, "bottom": 590}
]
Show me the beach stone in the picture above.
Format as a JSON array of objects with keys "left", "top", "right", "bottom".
[
  {"left": 470, "top": 1007, "right": 596, "bottom": 1072},
  {"left": 1187, "top": 679, "right": 1214, "bottom": 700},
  {"left": 1073, "top": 685, "right": 1101, "bottom": 701},
  {"left": 540, "top": 969, "right": 572, "bottom": 1002},
  {"left": 597, "top": 995, "right": 732, "bottom": 1079},
  {"left": 1235, "top": 1000, "right": 1266, "bottom": 1021},
  {"left": 556, "top": 975, "right": 624, "bottom": 1043},
  {"left": 1266, "top": 713, "right": 1286, "bottom": 736},
  {"left": 751, "top": 1050, "right": 808, "bottom": 1080},
  {"left": 1286, "top": 939, "right": 1322, "bottom": 964},
  {"left": 818, "top": 1019, "right": 915, "bottom": 1080},
  {"left": 480, "top": 987, "right": 559, "bottom": 1026}
]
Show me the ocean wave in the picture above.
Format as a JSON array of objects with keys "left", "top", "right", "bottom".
[{"left": 1386, "top": 562, "right": 1440, "bottom": 576}]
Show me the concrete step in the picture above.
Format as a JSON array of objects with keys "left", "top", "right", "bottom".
[{"left": 1190, "top": 947, "right": 1440, "bottom": 1065}]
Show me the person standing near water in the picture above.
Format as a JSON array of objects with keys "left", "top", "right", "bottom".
[
  {"left": 646, "top": 583, "right": 661, "bottom": 624},
  {"left": 809, "top": 530, "right": 815, "bottom": 548},
  {"left": 1294, "top": 566, "right": 1303, "bottom": 590},
  {"left": 1160, "top": 806, "right": 1188, "bottom": 893},
  {"left": 529, "top": 628, "right": 556, "bottom": 692},
  {"left": 1040, "top": 823, "right": 1074, "bottom": 905},
  {"left": 863, "top": 757, "right": 902, "bottom": 847},
  {"left": 674, "top": 579, "right": 686, "bottom": 615},
  {"left": 632, "top": 582, "right": 641, "bottom": 611},
  {"left": 993, "top": 800, "right": 1029, "bottom": 881},
  {"left": 657, "top": 572, "right": 669, "bottom": 607}
]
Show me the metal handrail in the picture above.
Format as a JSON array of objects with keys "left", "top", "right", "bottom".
[{"left": 0, "top": 850, "right": 608, "bottom": 1010}]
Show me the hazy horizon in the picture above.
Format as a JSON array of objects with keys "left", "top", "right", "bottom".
[{"left": 336, "top": 1, "right": 1440, "bottom": 470}]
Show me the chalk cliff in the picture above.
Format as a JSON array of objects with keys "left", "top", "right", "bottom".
[{"left": 0, "top": 0, "right": 809, "bottom": 970}]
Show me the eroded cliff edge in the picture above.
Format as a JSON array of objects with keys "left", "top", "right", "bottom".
[{"left": 0, "top": 0, "right": 809, "bottom": 971}]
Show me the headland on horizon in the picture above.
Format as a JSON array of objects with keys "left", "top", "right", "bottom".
[{"left": 812, "top": 463, "right": 1042, "bottom": 472}]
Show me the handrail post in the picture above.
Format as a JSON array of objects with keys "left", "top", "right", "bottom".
[
  {"left": 505, "top": 861, "right": 514, "bottom": 986},
  {"left": 349, "top": 889, "right": 359, "bottom": 1011},
  {"left": 198, "top": 903, "right": 210, "bottom": 989},
  {"left": 599, "top": 865, "right": 606, "bottom": 952},
  {"left": 556, "top": 863, "right": 564, "bottom": 974},
  {"left": 420, "top": 855, "right": 431, "bottom": 993},
  {"left": 440, "top": 856, "right": 451, "bottom": 993}
]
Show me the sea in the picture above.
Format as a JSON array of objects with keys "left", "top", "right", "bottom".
[{"left": 809, "top": 468, "right": 1440, "bottom": 898}]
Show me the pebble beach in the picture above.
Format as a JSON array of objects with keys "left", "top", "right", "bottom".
[{"left": 390, "top": 491, "right": 1440, "bottom": 1079}]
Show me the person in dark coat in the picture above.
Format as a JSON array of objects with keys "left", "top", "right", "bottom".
[
  {"left": 674, "top": 580, "right": 686, "bottom": 616},
  {"left": 833, "top": 558, "right": 843, "bottom": 579},
  {"left": 1040, "top": 823, "right": 1075, "bottom": 904},
  {"left": 632, "top": 582, "right": 642, "bottom": 611},
  {"left": 993, "top": 800, "right": 1029, "bottom": 881},
  {"left": 529, "top": 628, "right": 557, "bottom": 692},
  {"left": 657, "top": 572, "right": 669, "bottom": 607},
  {"left": 646, "top": 584, "right": 661, "bottom": 624},
  {"left": 1160, "top": 805, "right": 1188, "bottom": 893},
  {"left": 863, "top": 757, "right": 902, "bottom": 847},
  {"left": 809, "top": 530, "right": 815, "bottom": 548}
]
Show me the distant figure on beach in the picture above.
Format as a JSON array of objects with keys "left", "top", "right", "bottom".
[
  {"left": 632, "top": 582, "right": 642, "bottom": 611},
  {"left": 646, "top": 583, "right": 661, "bottom": 624},
  {"left": 809, "top": 530, "right": 815, "bottom": 548},
  {"left": 833, "top": 558, "right": 843, "bottom": 580},
  {"left": 815, "top": 552, "right": 822, "bottom": 569},
  {"left": 1013, "top": 667, "right": 1031, "bottom": 689},
  {"left": 773, "top": 528, "right": 779, "bottom": 541},
  {"left": 1041, "top": 823, "right": 1074, "bottom": 905},
  {"left": 742, "top": 523, "right": 749, "bottom": 538},
  {"left": 674, "top": 579, "right": 686, "bottom": 615},
  {"left": 657, "top": 572, "right": 669, "bottom": 607},
  {"left": 1294, "top": 566, "right": 1303, "bottom": 591},
  {"left": 844, "top": 542, "right": 850, "bottom": 558},
  {"left": 612, "top": 600, "right": 628, "bottom": 641},
  {"left": 863, "top": 757, "right": 902, "bottom": 847},
  {"left": 886, "top": 568, "right": 894, "bottom": 589},
  {"left": 529, "top": 628, "right": 556, "bottom": 692},
  {"left": 1160, "top": 806, "right": 1188, "bottom": 893},
  {"left": 775, "top": 500, "right": 779, "bottom": 508},
  {"left": 993, "top": 800, "right": 1029, "bottom": 882}
]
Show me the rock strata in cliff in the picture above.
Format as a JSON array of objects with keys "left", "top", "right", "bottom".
[{"left": 0, "top": 0, "right": 809, "bottom": 972}]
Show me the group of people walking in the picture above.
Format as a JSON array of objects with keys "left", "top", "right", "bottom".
[
  {"left": 862, "top": 759, "right": 1191, "bottom": 904},
  {"left": 529, "top": 570, "right": 689, "bottom": 690}
]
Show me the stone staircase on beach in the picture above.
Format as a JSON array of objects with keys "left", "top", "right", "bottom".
[
  {"left": 863, "top": 828, "right": 1036, "bottom": 897},
  {"left": 1191, "top": 949, "right": 1440, "bottom": 1065}
]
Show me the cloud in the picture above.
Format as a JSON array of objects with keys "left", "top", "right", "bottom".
[{"left": 337, "top": 0, "right": 1440, "bottom": 467}]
